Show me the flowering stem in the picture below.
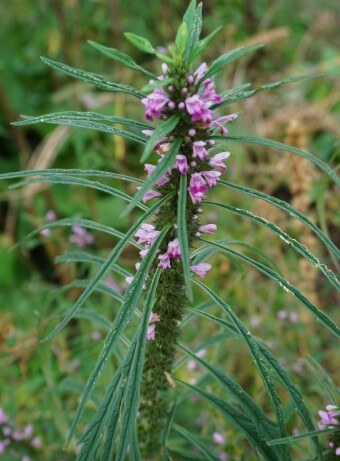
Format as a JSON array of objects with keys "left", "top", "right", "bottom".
[{"left": 131, "top": 58, "right": 236, "bottom": 455}]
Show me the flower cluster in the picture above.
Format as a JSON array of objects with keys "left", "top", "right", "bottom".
[
  {"left": 0, "top": 407, "right": 41, "bottom": 460},
  {"left": 139, "top": 62, "right": 236, "bottom": 281},
  {"left": 318, "top": 404, "right": 340, "bottom": 456}
]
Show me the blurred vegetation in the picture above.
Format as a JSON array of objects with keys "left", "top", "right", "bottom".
[{"left": 0, "top": 0, "right": 339, "bottom": 460}]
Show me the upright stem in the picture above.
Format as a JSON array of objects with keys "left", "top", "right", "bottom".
[{"left": 138, "top": 171, "right": 199, "bottom": 455}]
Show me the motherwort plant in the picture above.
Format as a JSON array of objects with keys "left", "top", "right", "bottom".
[{"left": 2, "top": 1, "right": 339, "bottom": 459}]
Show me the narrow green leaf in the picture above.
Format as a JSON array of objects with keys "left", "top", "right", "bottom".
[
  {"left": 13, "top": 114, "right": 146, "bottom": 145},
  {"left": 75, "top": 370, "right": 122, "bottom": 461},
  {"left": 183, "top": 0, "right": 196, "bottom": 52},
  {"left": 15, "top": 111, "right": 151, "bottom": 130},
  {"left": 174, "top": 332, "right": 233, "bottom": 371},
  {"left": 123, "top": 137, "right": 182, "bottom": 216},
  {"left": 129, "top": 429, "right": 143, "bottom": 461},
  {"left": 192, "top": 279, "right": 289, "bottom": 460},
  {"left": 307, "top": 356, "right": 339, "bottom": 405},
  {"left": 190, "top": 26, "right": 223, "bottom": 61},
  {"left": 141, "top": 114, "right": 180, "bottom": 162},
  {"left": 36, "top": 217, "right": 142, "bottom": 250},
  {"left": 201, "top": 44, "right": 263, "bottom": 82},
  {"left": 114, "top": 269, "right": 162, "bottom": 461},
  {"left": 88, "top": 40, "right": 156, "bottom": 78},
  {"left": 9, "top": 175, "right": 148, "bottom": 211},
  {"left": 174, "top": 379, "right": 280, "bottom": 461},
  {"left": 267, "top": 428, "right": 335, "bottom": 446},
  {"left": 40, "top": 57, "right": 144, "bottom": 98},
  {"left": 124, "top": 32, "right": 156, "bottom": 54},
  {"left": 217, "top": 74, "right": 322, "bottom": 108},
  {"left": 186, "top": 307, "right": 322, "bottom": 460},
  {"left": 161, "top": 398, "right": 177, "bottom": 459},
  {"left": 219, "top": 82, "right": 252, "bottom": 99},
  {"left": 0, "top": 168, "right": 142, "bottom": 184},
  {"left": 178, "top": 344, "right": 278, "bottom": 440},
  {"left": 199, "top": 239, "right": 340, "bottom": 337},
  {"left": 220, "top": 180, "right": 339, "bottom": 258},
  {"left": 214, "top": 136, "right": 339, "bottom": 185},
  {"left": 55, "top": 252, "right": 131, "bottom": 278},
  {"left": 44, "top": 193, "right": 173, "bottom": 344},
  {"left": 175, "top": 22, "right": 188, "bottom": 56},
  {"left": 67, "top": 220, "right": 171, "bottom": 443},
  {"left": 173, "top": 424, "right": 221, "bottom": 461},
  {"left": 184, "top": 2, "right": 203, "bottom": 60},
  {"left": 206, "top": 201, "right": 340, "bottom": 290},
  {"left": 192, "top": 236, "right": 280, "bottom": 272},
  {"left": 177, "top": 173, "right": 193, "bottom": 300}
]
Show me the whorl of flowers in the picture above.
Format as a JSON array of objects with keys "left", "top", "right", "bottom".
[{"left": 127, "top": 62, "right": 237, "bottom": 339}]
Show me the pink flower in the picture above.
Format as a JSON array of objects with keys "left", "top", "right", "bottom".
[
  {"left": 210, "top": 114, "right": 237, "bottom": 135},
  {"left": 193, "top": 141, "right": 208, "bottom": 160},
  {"left": 213, "top": 432, "right": 225, "bottom": 445},
  {"left": 134, "top": 223, "right": 160, "bottom": 246},
  {"left": 277, "top": 310, "right": 288, "bottom": 320},
  {"left": 189, "top": 173, "right": 208, "bottom": 204},
  {"left": 141, "top": 87, "right": 170, "bottom": 121},
  {"left": 190, "top": 263, "right": 212, "bottom": 278},
  {"left": 202, "top": 170, "right": 221, "bottom": 187},
  {"left": 145, "top": 164, "right": 156, "bottom": 175},
  {"left": 142, "top": 189, "right": 161, "bottom": 203},
  {"left": 194, "top": 63, "right": 208, "bottom": 82},
  {"left": 158, "top": 253, "right": 171, "bottom": 269},
  {"left": 45, "top": 210, "right": 56, "bottom": 222},
  {"left": 141, "top": 129, "right": 153, "bottom": 137},
  {"left": 0, "top": 441, "right": 6, "bottom": 454},
  {"left": 69, "top": 226, "right": 94, "bottom": 248},
  {"left": 31, "top": 437, "right": 42, "bottom": 448},
  {"left": 40, "top": 228, "right": 51, "bottom": 237},
  {"left": 167, "top": 238, "right": 181, "bottom": 259},
  {"left": 0, "top": 409, "right": 8, "bottom": 424},
  {"left": 174, "top": 155, "right": 189, "bottom": 174},
  {"left": 209, "top": 152, "right": 230, "bottom": 173},
  {"left": 185, "top": 94, "right": 213, "bottom": 123},
  {"left": 125, "top": 276, "right": 134, "bottom": 285},
  {"left": 147, "top": 312, "right": 160, "bottom": 340},
  {"left": 139, "top": 248, "right": 150, "bottom": 259},
  {"left": 199, "top": 224, "right": 217, "bottom": 234},
  {"left": 201, "top": 79, "right": 222, "bottom": 105},
  {"left": 162, "top": 63, "right": 169, "bottom": 74},
  {"left": 318, "top": 405, "right": 339, "bottom": 429}
]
